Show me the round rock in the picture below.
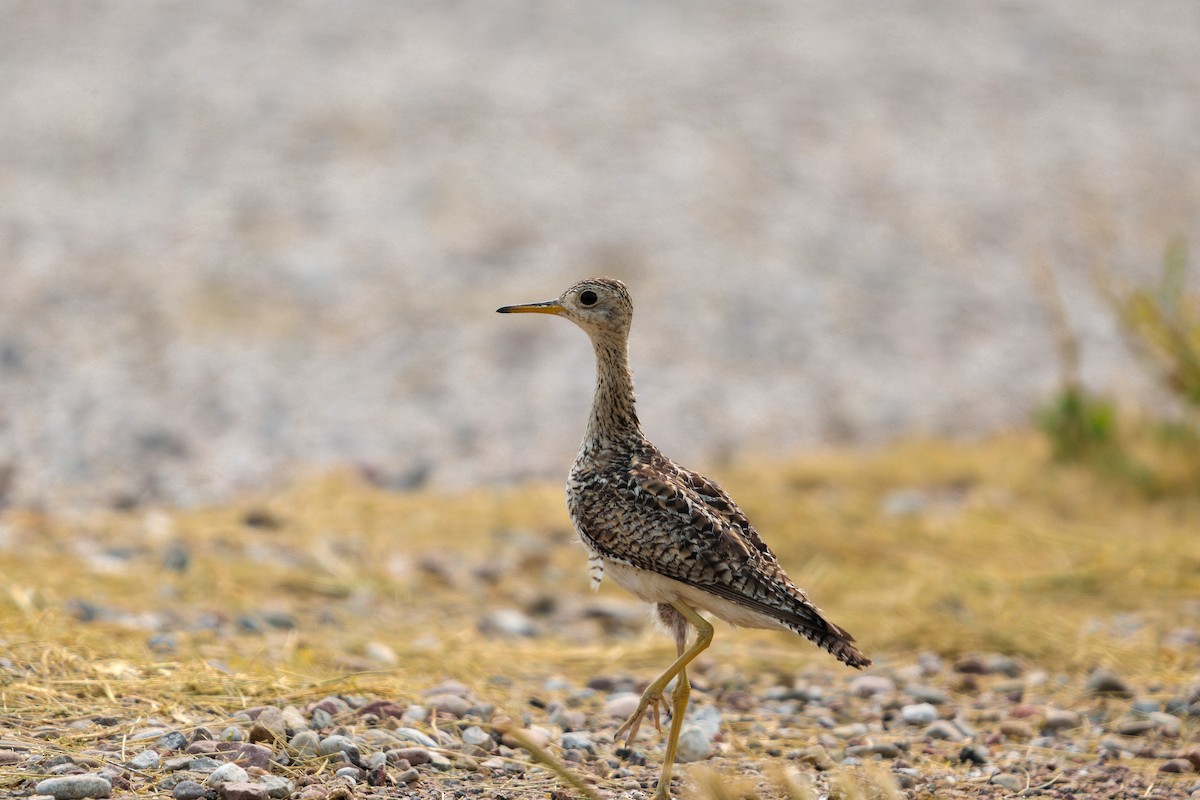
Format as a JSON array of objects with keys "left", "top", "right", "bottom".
[
  {"left": 901, "top": 703, "right": 939, "bottom": 725},
  {"left": 34, "top": 775, "right": 113, "bottom": 799},
  {"left": 205, "top": 762, "right": 249, "bottom": 786},
  {"left": 171, "top": 780, "right": 207, "bottom": 800}
]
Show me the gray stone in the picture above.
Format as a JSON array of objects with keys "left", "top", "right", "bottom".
[
  {"left": 33, "top": 775, "right": 112, "bottom": 799},
  {"left": 188, "top": 756, "right": 224, "bottom": 772},
  {"left": 478, "top": 608, "right": 538, "bottom": 637},
  {"left": 385, "top": 747, "right": 432, "bottom": 766},
  {"left": 248, "top": 706, "right": 287, "bottom": 745},
  {"left": 846, "top": 742, "right": 901, "bottom": 758},
  {"left": 425, "top": 693, "right": 472, "bottom": 718},
  {"left": 1148, "top": 711, "right": 1183, "bottom": 736},
  {"left": 219, "top": 782, "right": 270, "bottom": 800},
  {"left": 849, "top": 675, "right": 895, "bottom": 697},
  {"left": 1042, "top": 709, "right": 1081, "bottom": 732},
  {"left": 334, "top": 766, "right": 362, "bottom": 781},
  {"left": 393, "top": 727, "right": 438, "bottom": 748},
  {"left": 833, "top": 723, "right": 869, "bottom": 739},
  {"left": 157, "top": 731, "right": 188, "bottom": 752},
  {"left": 673, "top": 725, "right": 712, "bottom": 763},
  {"left": 280, "top": 706, "right": 309, "bottom": 732},
  {"left": 1086, "top": 669, "right": 1133, "bottom": 698},
  {"left": 923, "top": 720, "right": 965, "bottom": 741},
  {"left": 793, "top": 745, "right": 836, "bottom": 770},
  {"left": 561, "top": 732, "right": 594, "bottom": 752},
  {"left": 289, "top": 730, "right": 320, "bottom": 757},
  {"left": 128, "top": 749, "right": 160, "bottom": 770},
  {"left": 901, "top": 703, "right": 939, "bottom": 725},
  {"left": 172, "top": 780, "right": 207, "bottom": 800},
  {"left": 905, "top": 684, "right": 950, "bottom": 704},
  {"left": 317, "top": 734, "right": 360, "bottom": 759},
  {"left": 461, "top": 726, "right": 493, "bottom": 749},
  {"left": 990, "top": 774, "right": 1024, "bottom": 791},
  {"left": 603, "top": 692, "right": 642, "bottom": 720},
  {"left": 259, "top": 775, "right": 293, "bottom": 799},
  {"left": 205, "top": 762, "right": 249, "bottom": 787}
]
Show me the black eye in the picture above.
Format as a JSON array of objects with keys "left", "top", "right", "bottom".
[{"left": 579, "top": 290, "right": 598, "bottom": 306}]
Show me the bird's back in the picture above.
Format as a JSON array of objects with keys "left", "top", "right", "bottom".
[{"left": 568, "top": 440, "right": 870, "bottom": 669}]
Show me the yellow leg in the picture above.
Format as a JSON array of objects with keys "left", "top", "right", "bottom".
[
  {"left": 614, "top": 601, "right": 714, "bottom": 800},
  {"left": 654, "top": 664, "right": 690, "bottom": 800}
]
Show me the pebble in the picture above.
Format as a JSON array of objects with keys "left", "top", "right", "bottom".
[
  {"left": 1160, "top": 758, "right": 1195, "bottom": 774},
  {"left": 833, "top": 723, "right": 869, "bottom": 739},
  {"left": 385, "top": 747, "right": 432, "bottom": 766},
  {"left": 561, "top": 732, "right": 594, "bottom": 752},
  {"left": 425, "top": 693, "right": 472, "bottom": 719},
  {"left": 461, "top": 726, "right": 493, "bottom": 749},
  {"left": 850, "top": 675, "right": 895, "bottom": 697},
  {"left": 334, "top": 766, "right": 362, "bottom": 781},
  {"left": 846, "top": 742, "right": 901, "bottom": 758},
  {"left": 281, "top": 706, "right": 309, "bottom": 732},
  {"left": 206, "top": 762, "right": 249, "bottom": 787},
  {"left": 1086, "top": 669, "right": 1133, "bottom": 698},
  {"left": 673, "top": 725, "right": 712, "bottom": 763},
  {"left": 234, "top": 742, "right": 274, "bottom": 769},
  {"left": 172, "top": 780, "right": 207, "bottom": 800},
  {"left": 923, "top": 720, "right": 965, "bottom": 742},
  {"left": 221, "top": 783, "right": 270, "bottom": 800},
  {"left": 793, "top": 745, "right": 836, "bottom": 771},
  {"left": 998, "top": 720, "right": 1034, "bottom": 740},
  {"left": 249, "top": 707, "right": 287, "bottom": 745},
  {"left": 902, "top": 703, "right": 939, "bottom": 725},
  {"left": 603, "top": 692, "right": 642, "bottom": 720},
  {"left": 1115, "top": 718, "right": 1156, "bottom": 736},
  {"left": 501, "top": 726, "right": 551, "bottom": 751},
  {"left": 990, "top": 773, "right": 1024, "bottom": 791},
  {"left": 289, "top": 731, "right": 320, "bottom": 757},
  {"left": 478, "top": 608, "right": 538, "bottom": 637},
  {"left": 33, "top": 775, "right": 113, "bottom": 799},
  {"left": 317, "top": 734, "right": 359, "bottom": 759},
  {"left": 157, "top": 731, "right": 188, "bottom": 752},
  {"left": 393, "top": 727, "right": 438, "bottom": 748},
  {"left": 128, "top": 749, "right": 160, "bottom": 770},
  {"left": 1148, "top": 712, "right": 1182, "bottom": 737},
  {"left": 905, "top": 684, "right": 950, "bottom": 704},
  {"left": 259, "top": 775, "right": 293, "bottom": 798},
  {"left": 1042, "top": 709, "right": 1081, "bottom": 732}
]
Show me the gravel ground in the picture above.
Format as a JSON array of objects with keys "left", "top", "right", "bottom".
[
  {"left": 6, "top": 656, "right": 1200, "bottom": 799},
  {"left": 2, "top": 4, "right": 1199, "bottom": 505}
]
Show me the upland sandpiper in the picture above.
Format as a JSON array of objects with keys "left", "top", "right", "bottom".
[{"left": 498, "top": 278, "right": 870, "bottom": 799}]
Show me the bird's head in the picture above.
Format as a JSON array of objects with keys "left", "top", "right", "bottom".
[{"left": 497, "top": 278, "right": 633, "bottom": 339}]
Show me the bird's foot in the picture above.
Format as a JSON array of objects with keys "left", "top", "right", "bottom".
[{"left": 614, "top": 691, "right": 670, "bottom": 746}]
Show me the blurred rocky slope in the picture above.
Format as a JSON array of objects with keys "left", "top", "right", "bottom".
[{"left": 1, "top": 2, "right": 1198, "bottom": 505}]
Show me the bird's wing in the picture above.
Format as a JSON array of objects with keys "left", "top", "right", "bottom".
[{"left": 573, "top": 454, "right": 868, "bottom": 667}]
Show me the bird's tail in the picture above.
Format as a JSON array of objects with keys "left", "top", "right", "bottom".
[{"left": 791, "top": 613, "right": 871, "bottom": 669}]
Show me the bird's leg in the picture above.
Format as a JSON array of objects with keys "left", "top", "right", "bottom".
[
  {"left": 616, "top": 603, "right": 685, "bottom": 744},
  {"left": 615, "top": 602, "right": 713, "bottom": 788}
]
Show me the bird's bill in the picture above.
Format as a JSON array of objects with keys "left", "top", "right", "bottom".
[{"left": 496, "top": 300, "right": 564, "bottom": 315}]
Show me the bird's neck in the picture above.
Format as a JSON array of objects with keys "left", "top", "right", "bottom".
[{"left": 584, "top": 333, "right": 643, "bottom": 449}]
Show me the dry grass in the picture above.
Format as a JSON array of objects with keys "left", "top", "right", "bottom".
[{"left": 0, "top": 434, "right": 1197, "bottom": 795}]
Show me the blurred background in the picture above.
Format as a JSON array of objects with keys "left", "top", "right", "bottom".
[{"left": 1, "top": 1, "right": 1198, "bottom": 506}]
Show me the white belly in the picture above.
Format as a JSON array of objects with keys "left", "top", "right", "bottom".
[{"left": 601, "top": 558, "right": 791, "bottom": 633}]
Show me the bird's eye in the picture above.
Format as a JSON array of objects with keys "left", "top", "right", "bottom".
[{"left": 579, "top": 290, "right": 598, "bottom": 306}]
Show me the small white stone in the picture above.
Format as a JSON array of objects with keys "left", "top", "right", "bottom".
[
  {"left": 205, "top": 762, "right": 248, "bottom": 787},
  {"left": 673, "top": 725, "right": 712, "bottom": 763}
]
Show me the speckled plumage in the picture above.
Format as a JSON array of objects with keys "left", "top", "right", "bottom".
[{"left": 499, "top": 278, "right": 868, "bottom": 797}]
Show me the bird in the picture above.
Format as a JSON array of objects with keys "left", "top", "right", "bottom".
[{"left": 497, "top": 278, "right": 870, "bottom": 799}]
